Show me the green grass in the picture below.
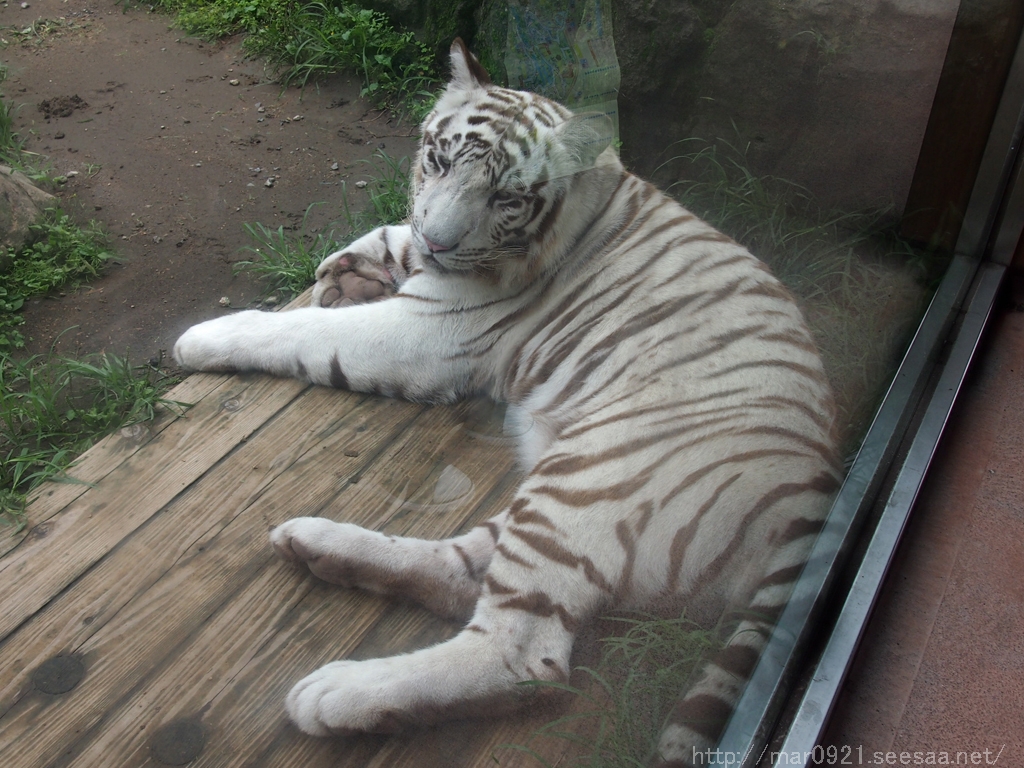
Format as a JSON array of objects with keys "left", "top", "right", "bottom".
[
  {"left": 497, "top": 613, "right": 720, "bottom": 768},
  {"left": 234, "top": 150, "right": 410, "bottom": 295},
  {"left": 0, "top": 76, "right": 184, "bottom": 530},
  {"left": 234, "top": 205, "right": 344, "bottom": 298},
  {"left": 341, "top": 149, "right": 411, "bottom": 231},
  {"left": 1, "top": 209, "right": 114, "bottom": 349},
  {"left": 664, "top": 138, "right": 929, "bottom": 299},
  {"left": 148, "top": 0, "right": 440, "bottom": 120},
  {"left": 0, "top": 350, "right": 186, "bottom": 529}
]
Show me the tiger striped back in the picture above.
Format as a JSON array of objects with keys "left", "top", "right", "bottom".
[{"left": 174, "top": 37, "right": 841, "bottom": 767}]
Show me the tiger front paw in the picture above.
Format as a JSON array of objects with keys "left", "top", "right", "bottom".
[
  {"left": 173, "top": 311, "right": 262, "bottom": 371},
  {"left": 313, "top": 244, "right": 396, "bottom": 309}
]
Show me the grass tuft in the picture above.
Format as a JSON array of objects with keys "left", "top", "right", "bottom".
[
  {"left": 235, "top": 150, "right": 410, "bottom": 296},
  {"left": 497, "top": 613, "right": 720, "bottom": 767},
  {"left": 234, "top": 205, "right": 343, "bottom": 298},
  {"left": 0, "top": 350, "right": 186, "bottom": 529},
  {"left": 341, "top": 149, "right": 411, "bottom": 232}
]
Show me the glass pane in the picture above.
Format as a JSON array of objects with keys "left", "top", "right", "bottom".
[{"left": 468, "top": 1, "right": 978, "bottom": 765}]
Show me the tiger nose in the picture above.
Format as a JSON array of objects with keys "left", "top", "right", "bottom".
[{"left": 423, "top": 235, "right": 457, "bottom": 253}]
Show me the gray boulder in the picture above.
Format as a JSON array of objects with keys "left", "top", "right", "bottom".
[{"left": 0, "top": 165, "right": 55, "bottom": 274}]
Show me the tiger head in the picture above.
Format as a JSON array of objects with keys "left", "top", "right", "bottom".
[{"left": 410, "top": 39, "right": 619, "bottom": 281}]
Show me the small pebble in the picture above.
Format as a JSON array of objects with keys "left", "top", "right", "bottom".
[
  {"left": 257, "top": 106, "right": 265, "bottom": 113},
  {"left": 229, "top": 79, "right": 240, "bottom": 86},
  {"left": 219, "top": 297, "right": 231, "bottom": 307},
  {"left": 21, "top": 2, "right": 29, "bottom": 8},
  {"left": 54, "top": 131, "right": 65, "bottom": 139},
  {"left": 264, "top": 178, "right": 274, "bottom": 187},
  {"left": 355, "top": 180, "right": 368, "bottom": 189},
  {"left": 331, "top": 162, "right": 339, "bottom": 171},
  {"left": 264, "top": 295, "right": 279, "bottom": 307}
]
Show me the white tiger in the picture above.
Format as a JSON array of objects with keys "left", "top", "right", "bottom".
[{"left": 173, "top": 39, "right": 840, "bottom": 765}]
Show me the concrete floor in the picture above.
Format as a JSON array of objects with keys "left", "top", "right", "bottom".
[{"left": 823, "top": 271, "right": 1024, "bottom": 765}]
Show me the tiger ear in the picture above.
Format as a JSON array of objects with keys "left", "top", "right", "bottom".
[
  {"left": 449, "top": 38, "right": 492, "bottom": 90},
  {"left": 555, "top": 112, "right": 615, "bottom": 171}
]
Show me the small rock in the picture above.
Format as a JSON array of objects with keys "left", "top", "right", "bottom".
[
  {"left": 264, "top": 177, "right": 274, "bottom": 187},
  {"left": 21, "top": 2, "right": 30, "bottom": 8},
  {"left": 229, "top": 79, "right": 240, "bottom": 86},
  {"left": 159, "top": 90, "right": 167, "bottom": 94},
  {"left": 354, "top": 180, "right": 368, "bottom": 189},
  {"left": 257, "top": 106, "right": 265, "bottom": 113},
  {"left": 194, "top": 162, "right": 202, "bottom": 167},
  {"left": 331, "top": 162, "right": 339, "bottom": 171},
  {"left": 292, "top": 115, "right": 304, "bottom": 121},
  {"left": 264, "top": 295, "right": 279, "bottom": 307},
  {"left": 153, "top": 235, "right": 163, "bottom": 243},
  {"left": 219, "top": 297, "right": 231, "bottom": 307},
  {"left": 54, "top": 132, "right": 65, "bottom": 139}
]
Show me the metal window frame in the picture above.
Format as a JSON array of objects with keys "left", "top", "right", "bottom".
[{"left": 711, "top": 19, "right": 1024, "bottom": 768}]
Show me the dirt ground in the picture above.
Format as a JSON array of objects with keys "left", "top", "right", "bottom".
[{"left": 2, "top": 0, "right": 420, "bottom": 365}]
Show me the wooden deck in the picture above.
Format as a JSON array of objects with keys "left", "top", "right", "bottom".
[{"left": 0, "top": 295, "right": 593, "bottom": 768}]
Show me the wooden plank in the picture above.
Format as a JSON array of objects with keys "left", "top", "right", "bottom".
[
  {"left": 0, "top": 372, "right": 226, "bottom": 559},
  {"left": 50, "top": 405, "right": 520, "bottom": 768},
  {"left": 0, "top": 373, "right": 310, "bottom": 644},
  {"left": 0, "top": 395, "right": 520, "bottom": 767},
  {"left": 0, "top": 387, "right": 396, "bottom": 707},
  {"left": 0, "top": 287, "right": 313, "bottom": 559}
]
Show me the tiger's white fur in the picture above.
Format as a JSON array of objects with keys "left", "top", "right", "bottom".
[{"left": 174, "top": 40, "right": 840, "bottom": 765}]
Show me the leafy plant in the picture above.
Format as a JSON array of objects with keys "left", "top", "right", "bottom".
[
  {"left": 7, "top": 211, "right": 113, "bottom": 295},
  {"left": 149, "top": 0, "right": 440, "bottom": 120},
  {"left": 266, "top": 3, "right": 438, "bottom": 118},
  {"left": 1, "top": 209, "right": 113, "bottom": 348}
]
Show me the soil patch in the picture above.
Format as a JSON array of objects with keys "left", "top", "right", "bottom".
[
  {"left": 38, "top": 94, "right": 89, "bottom": 119},
  {"left": 2, "top": 0, "right": 419, "bottom": 366}
]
